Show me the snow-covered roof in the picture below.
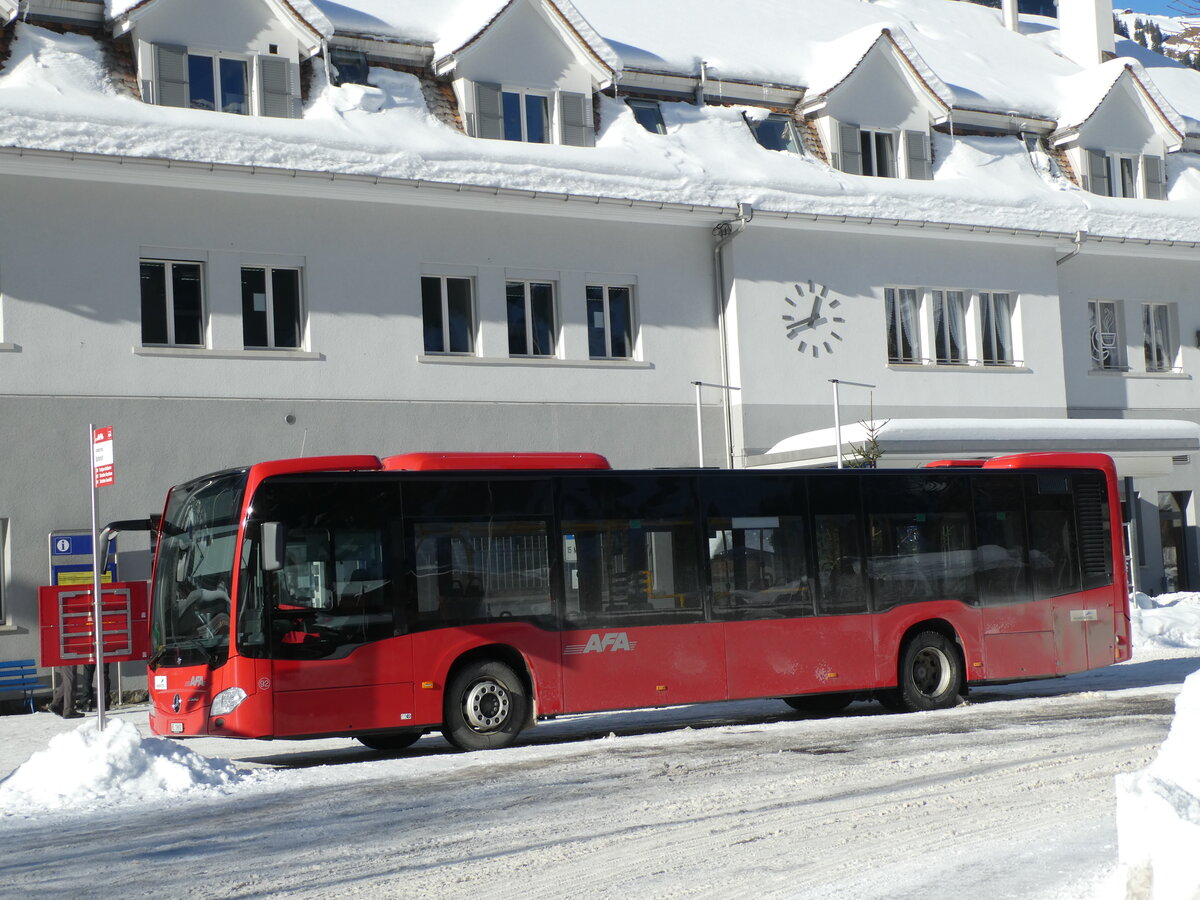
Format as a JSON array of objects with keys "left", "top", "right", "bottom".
[
  {"left": 108, "top": 0, "right": 334, "bottom": 42},
  {"left": 758, "top": 418, "right": 1200, "bottom": 466},
  {"left": 431, "top": 0, "right": 620, "bottom": 83},
  {"left": 1054, "top": 58, "right": 1186, "bottom": 147},
  {"left": 802, "top": 26, "right": 953, "bottom": 116},
  {"left": 5, "top": 2, "right": 1200, "bottom": 244}
]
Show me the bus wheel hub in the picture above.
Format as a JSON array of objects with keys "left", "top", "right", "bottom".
[{"left": 464, "top": 680, "right": 510, "bottom": 731}]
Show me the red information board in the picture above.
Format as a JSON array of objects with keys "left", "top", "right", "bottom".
[
  {"left": 92, "top": 426, "right": 114, "bottom": 487},
  {"left": 38, "top": 582, "right": 149, "bottom": 667}
]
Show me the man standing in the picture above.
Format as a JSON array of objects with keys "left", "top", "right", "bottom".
[{"left": 48, "top": 665, "right": 83, "bottom": 718}]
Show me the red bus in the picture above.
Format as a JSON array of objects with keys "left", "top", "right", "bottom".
[{"left": 146, "top": 450, "right": 1130, "bottom": 751}]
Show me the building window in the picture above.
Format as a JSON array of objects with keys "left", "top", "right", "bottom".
[
  {"left": 152, "top": 45, "right": 295, "bottom": 118},
  {"left": 586, "top": 285, "right": 634, "bottom": 359},
  {"left": 329, "top": 48, "right": 370, "bottom": 86},
  {"left": 506, "top": 281, "right": 556, "bottom": 357},
  {"left": 931, "top": 290, "right": 967, "bottom": 365},
  {"left": 241, "top": 267, "right": 302, "bottom": 349},
  {"left": 1084, "top": 151, "right": 1167, "bottom": 200},
  {"left": 187, "top": 54, "right": 248, "bottom": 114},
  {"left": 749, "top": 113, "right": 802, "bottom": 153},
  {"left": 1143, "top": 302, "right": 1176, "bottom": 373},
  {"left": 502, "top": 90, "right": 550, "bottom": 143},
  {"left": 1088, "top": 300, "right": 1123, "bottom": 370},
  {"left": 627, "top": 99, "right": 666, "bottom": 134},
  {"left": 860, "top": 129, "right": 896, "bottom": 178},
  {"left": 140, "top": 260, "right": 204, "bottom": 347},
  {"left": 885, "top": 287, "right": 922, "bottom": 363},
  {"left": 422, "top": 275, "right": 474, "bottom": 354},
  {"left": 980, "top": 292, "right": 1016, "bottom": 366}
]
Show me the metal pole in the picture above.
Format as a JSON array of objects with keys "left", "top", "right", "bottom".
[
  {"left": 690, "top": 381, "right": 741, "bottom": 468},
  {"left": 832, "top": 381, "right": 843, "bottom": 469},
  {"left": 692, "top": 381, "right": 704, "bottom": 467},
  {"left": 88, "top": 424, "right": 106, "bottom": 732},
  {"left": 829, "top": 379, "right": 876, "bottom": 470}
]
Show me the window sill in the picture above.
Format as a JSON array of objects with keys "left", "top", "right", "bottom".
[
  {"left": 135, "top": 347, "right": 324, "bottom": 361},
  {"left": 887, "top": 362, "right": 1031, "bottom": 373},
  {"left": 1089, "top": 367, "right": 1190, "bottom": 380},
  {"left": 0, "top": 342, "right": 19, "bottom": 352},
  {"left": 418, "top": 355, "right": 652, "bottom": 370}
]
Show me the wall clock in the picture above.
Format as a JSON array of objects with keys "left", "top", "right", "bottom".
[{"left": 781, "top": 280, "right": 846, "bottom": 358}]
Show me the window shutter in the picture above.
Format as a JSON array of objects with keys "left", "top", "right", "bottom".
[
  {"left": 1084, "top": 149, "right": 1110, "bottom": 196},
  {"left": 473, "top": 82, "right": 503, "bottom": 139},
  {"left": 155, "top": 44, "right": 189, "bottom": 108},
  {"left": 905, "top": 130, "right": 932, "bottom": 180},
  {"left": 833, "top": 121, "right": 862, "bottom": 175},
  {"left": 559, "top": 91, "right": 594, "bottom": 147},
  {"left": 259, "top": 56, "right": 296, "bottom": 118},
  {"left": 1142, "top": 154, "right": 1166, "bottom": 200}
]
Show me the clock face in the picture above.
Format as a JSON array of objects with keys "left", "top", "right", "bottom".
[{"left": 781, "top": 280, "right": 846, "bottom": 358}]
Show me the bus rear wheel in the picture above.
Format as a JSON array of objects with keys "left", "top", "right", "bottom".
[
  {"left": 357, "top": 732, "right": 423, "bottom": 752},
  {"left": 443, "top": 659, "right": 528, "bottom": 752},
  {"left": 897, "top": 631, "right": 963, "bottom": 712}
]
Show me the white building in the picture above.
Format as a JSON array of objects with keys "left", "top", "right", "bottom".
[{"left": 2, "top": 0, "right": 1200, "bottom": 681}]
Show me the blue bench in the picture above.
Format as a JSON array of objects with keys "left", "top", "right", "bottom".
[{"left": 0, "top": 659, "right": 39, "bottom": 714}]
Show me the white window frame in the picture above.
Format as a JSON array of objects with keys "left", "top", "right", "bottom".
[
  {"left": 421, "top": 274, "right": 476, "bottom": 356},
  {"left": 930, "top": 289, "right": 968, "bottom": 365},
  {"left": 1142, "top": 302, "right": 1178, "bottom": 373},
  {"left": 885, "top": 287, "right": 923, "bottom": 364},
  {"left": 185, "top": 51, "right": 251, "bottom": 115},
  {"left": 1088, "top": 299, "right": 1124, "bottom": 371},
  {"left": 506, "top": 280, "right": 558, "bottom": 358},
  {"left": 502, "top": 87, "right": 552, "bottom": 144},
  {"left": 860, "top": 128, "right": 898, "bottom": 179},
  {"left": 241, "top": 265, "right": 305, "bottom": 350},
  {"left": 140, "top": 258, "right": 206, "bottom": 348},
  {"left": 749, "top": 113, "right": 803, "bottom": 154},
  {"left": 585, "top": 284, "right": 637, "bottom": 360},
  {"left": 979, "top": 291, "right": 1017, "bottom": 366}
]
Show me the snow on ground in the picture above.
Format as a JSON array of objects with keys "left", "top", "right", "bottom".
[{"left": 0, "top": 593, "right": 1196, "bottom": 897}]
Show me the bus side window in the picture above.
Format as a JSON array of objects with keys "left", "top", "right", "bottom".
[
  {"left": 411, "top": 520, "right": 552, "bottom": 628},
  {"left": 562, "top": 519, "right": 703, "bottom": 627},
  {"left": 814, "top": 514, "right": 867, "bottom": 615},
  {"left": 708, "top": 517, "right": 812, "bottom": 620},
  {"left": 1027, "top": 475, "right": 1082, "bottom": 599},
  {"left": 972, "top": 476, "right": 1031, "bottom": 606}
]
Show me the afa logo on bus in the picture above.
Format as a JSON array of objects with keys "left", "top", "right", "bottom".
[{"left": 563, "top": 632, "right": 638, "bottom": 654}]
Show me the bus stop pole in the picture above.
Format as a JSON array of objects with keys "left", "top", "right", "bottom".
[{"left": 88, "top": 423, "right": 106, "bottom": 732}]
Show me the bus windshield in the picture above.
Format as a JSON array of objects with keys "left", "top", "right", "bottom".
[{"left": 150, "top": 470, "right": 247, "bottom": 669}]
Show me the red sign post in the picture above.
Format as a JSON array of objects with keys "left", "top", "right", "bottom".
[{"left": 89, "top": 424, "right": 114, "bottom": 729}]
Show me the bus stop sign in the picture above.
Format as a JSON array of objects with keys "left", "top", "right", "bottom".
[{"left": 38, "top": 582, "right": 149, "bottom": 667}]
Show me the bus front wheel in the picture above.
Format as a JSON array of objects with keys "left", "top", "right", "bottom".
[
  {"left": 443, "top": 659, "right": 528, "bottom": 752},
  {"left": 896, "top": 631, "right": 963, "bottom": 712}
]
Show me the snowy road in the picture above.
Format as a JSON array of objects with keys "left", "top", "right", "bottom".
[{"left": 3, "top": 652, "right": 1197, "bottom": 900}]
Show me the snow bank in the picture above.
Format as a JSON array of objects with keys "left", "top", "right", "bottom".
[
  {"left": 0, "top": 719, "right": 252, "bottom": 814},
  {"left": 1132, "top": 592, "right": 1200, "bottom": 653},
  {"left": 1115, "top": 668, "right": 1200, "bottom": 900}
]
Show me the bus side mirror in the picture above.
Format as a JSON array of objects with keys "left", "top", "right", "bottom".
[{"left": 261, "top": 522, "right": 285, "bottom": 572}]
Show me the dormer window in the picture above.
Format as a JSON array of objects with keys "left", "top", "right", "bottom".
[
  {"left": 1083, "top": 150, "right": 1166, "bottom": 200},
  {"left": 469, "top": 83, "right": 594, "bottom": 147},
  {"left": 150, "top": 44, "right": 298, "bottom": 118},
  {"left": 330, "top": 48, "right": 370, "bottom": 87},
  {"left": 831, "top": 122, "right": 932, "bottom": 180},
  {"left": 860, "top": 129, "right": 896, "bottom": 177},
  {"left": 503, "top": 89, "right": 550, "bottom": 143},
  {"left": 187, "top": 54, "right": 248, "bottom": 115},
  {"left": 749, "top": 114, "right": 802, "bottom": 154},
  {"left": 627, "top": 99, "right": 666, "bottom": 135}
]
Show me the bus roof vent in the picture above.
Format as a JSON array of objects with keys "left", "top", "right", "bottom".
[{"left": 381, "top": 452, "right": 611, "bottom": 471}]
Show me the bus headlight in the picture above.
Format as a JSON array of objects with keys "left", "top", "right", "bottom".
[{"left": 210, "top": 687, "right": 248, "bottom": 716}]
